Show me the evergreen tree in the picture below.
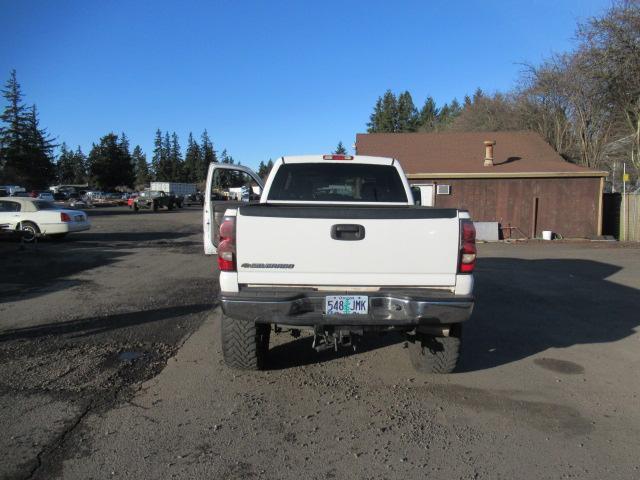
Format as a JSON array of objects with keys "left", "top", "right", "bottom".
[
  {"left": 162, "top": 132, "right": 172, "bottom": 178},
  {"left": 333, "top": 141, "right": 348, "bottom": 154},
  {"left": 449, "top": 98, "right": 462, "bottom": 116},
  {"left": 418, "top": 97, "right": 439, "bottom": 131},
  {"left": 397, "top": 91, "right": 418, "bottom": 132},
  {"left": 132, "top": 145, "right": 149, "bottom": 187},
  {"left": 379, "top": 90, "right": 399, "bottom": 132},
  {"left": 257, "top": 160, "right": 267, "bottom": 177},
  {"left": 436, "top": 98, "right": 462, "bottom": 130},
  {"left": 367, "top": 90, "right": 400, "bottom": 132},
  {"left": 367, "top": 97, "right": 385, "bottom": 133},
  {"left": 200, "top": 129, "right": 216, "bottom": 181},
  {"left": 118, "top": 132, "right": 135, "bottom": 187},
  {"left": 153, "top": 131, "right": 173, "bottom": 180},
  {"left": 151, "top": 129, "right": 163, "bottom": 180},
  {"left": 23, "top": 104, "right": 56, "bottom": 187},
  {"left": 58, "top": 144, "right": 86, "bottom": 184},
  {"left": 72, "top": 146, "right": 87, "bottom": 183},
  {"left": 87, "top": 132, "right": 134, "bottom": 189},
  {"left": 0, "top": 70, "right": 27, "bottom": 181},
  {"left": 0, "top": 71, "right": 55, "bottom": 187},
  {"left": 367, "top": 90, "right": 399, "bottom": 132},
  {"left": 170, "top": 132, "right": 183, "bottom": 181},
  {"left": 183, "top": 132, "right": 202, "bottom": 182},
  {"left": 57, "top": 142, "right": 76, "bottom": 183},
  {"left": 220, "top": 149, "right": 234, "bottom": 164},
  {"left": 258, "top": 159, "right": 274, "bottom": 178},
  {"left": 119, "top": 131, "right": 130, "bottom": 155}
]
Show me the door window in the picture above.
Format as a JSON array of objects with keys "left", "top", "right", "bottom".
[
  {"left": 0, "top": 201, "right": 21, "bottom": 212},
  {"left": 211, "top": 169, "right": 261, "bottom": 201}
]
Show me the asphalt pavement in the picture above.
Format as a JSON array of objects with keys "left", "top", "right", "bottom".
[{"left": 1, "top": 207, "right": 639, "bottom": 479}]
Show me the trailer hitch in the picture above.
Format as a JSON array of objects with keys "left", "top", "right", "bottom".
[{"left": 312, "top": 328, "right": 358, "bottom": 352}]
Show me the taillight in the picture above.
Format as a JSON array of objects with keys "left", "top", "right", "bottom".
[
  {"left": 323, "top": 154, "right": 353, "bottom": 160},
  {"left": 459, "top": 220, "right": 476, "bottom": 273},
  {"left": 60, "top": 212, "right": 71, "bottom": 222},
  {"left": 217, "top": 216, "right": 236, "bottom": 271}
]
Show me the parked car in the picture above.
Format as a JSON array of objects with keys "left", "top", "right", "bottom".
[
  {"left": 104, "top": 192, "right": 127, "bottom": 205},
  {"left": 127, "top": 194, "right": 139, "bottom": 208},
  {"left": 69, "top": 198, "right": 90, "bottom": 209},
  {"left": 29, "top": 190, "right": 55, "bottom": 201},
  {"left": 205, "top": 155, "right": 475, "bottom": 373},
  {"left": 183, "top": 192, "right": 204, "bottom": 206},
  {"left": 133, "top": 190, "right": 176, "bottom": 212},
  {"left": 0, "top": 197, "right": 90, "bottom": 241},
  {"left": 0, "top": 185, "right": 26, "bottom": 197}
]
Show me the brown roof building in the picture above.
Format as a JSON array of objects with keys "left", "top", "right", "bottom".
[{"left": 355, "top": 131, "right": 608, "bottom": 238}]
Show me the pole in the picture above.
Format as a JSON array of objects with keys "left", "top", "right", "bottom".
[
  {"left": 531, "top": 197, "right": 539, "bottom": 239},
  {"left": 622, "top": 163, "right": 626, "bottom": 241}
]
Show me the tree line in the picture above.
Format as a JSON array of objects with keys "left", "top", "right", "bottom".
[
  {"left": 367, "top": 0, "right": 640, "bottom": 188},
  {"left": 0, "top": 70, "right": 237, "bottom": 190}
]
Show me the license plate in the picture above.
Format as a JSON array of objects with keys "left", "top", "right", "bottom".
[
  {"left": 325, "top": 296, "right": 368, "bottom": 315},
  {"left": 74, "top": 215, "right": 84, "bottom": 222}
]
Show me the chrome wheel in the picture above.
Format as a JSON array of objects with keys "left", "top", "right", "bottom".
[{"left": 19, "top": 222, "right": 39, "bottom": 242}]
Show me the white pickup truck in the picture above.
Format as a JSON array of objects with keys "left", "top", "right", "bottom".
[{"left": 203, "top": 155, "right": 475, "bottom": 373}]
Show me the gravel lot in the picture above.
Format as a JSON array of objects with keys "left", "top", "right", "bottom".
[{"left": 1, "top": 207, "right": 639, "bottom": 479}]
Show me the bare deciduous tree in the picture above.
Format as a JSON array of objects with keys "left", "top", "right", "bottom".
[{"left": 578, "top": 0, "right": 640, "bottom": 175}]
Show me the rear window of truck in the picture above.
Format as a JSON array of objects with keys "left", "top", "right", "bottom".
[{"left": 267, "top": 163, "right": 408, "bottom": 202}]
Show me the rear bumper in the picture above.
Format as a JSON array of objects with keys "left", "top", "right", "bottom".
[{"left": 219, "top": 288, "right": 473, "bottom": 327}]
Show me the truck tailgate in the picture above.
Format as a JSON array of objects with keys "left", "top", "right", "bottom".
[{"left": 235, "top": 206, "right": 460, "bottom": 287}]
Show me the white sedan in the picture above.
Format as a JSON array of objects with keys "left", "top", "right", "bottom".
[{"left": 0, "top": 197, "right": 90, "bottom": 241}]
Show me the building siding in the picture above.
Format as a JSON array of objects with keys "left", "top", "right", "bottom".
[{"left": 410, "top": 177, "right": 600, "bottom": 238}]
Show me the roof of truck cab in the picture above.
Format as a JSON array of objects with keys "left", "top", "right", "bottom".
[{"left": 280, "top": 155, "right": 394, "bottom": 165}]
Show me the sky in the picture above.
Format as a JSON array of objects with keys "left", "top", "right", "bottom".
[{"left": 0, "top": 0, "right": 612, "bottom": 171}]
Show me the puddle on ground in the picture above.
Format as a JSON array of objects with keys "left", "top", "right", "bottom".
[
  {"left": 118, "top": 351, "right": 145, "bottom": 362},
  {"left": 534, "top": 357, "right": 585, "bottom": 375}
]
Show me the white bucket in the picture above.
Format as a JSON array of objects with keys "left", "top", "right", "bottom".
[{"left": 542, "top": 230, "right": 553, "bottom": 240}]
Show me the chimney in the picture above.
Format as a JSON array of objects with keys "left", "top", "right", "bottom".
[{"left": 484, "top": 140, "right": 496, "bottom": 167}]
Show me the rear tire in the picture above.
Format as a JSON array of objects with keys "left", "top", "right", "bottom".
[
  {"left": 221, "top": 315, "right": 270, "bottom": 370},
  {"left": 152, "top": 202, "right": 158, "bottom": 212},
  {"left": 409, "top": 325, "right": 461, "bottom": 374},
  {"left": 19, "top": 221, "right": 40, "bottom": 242}
]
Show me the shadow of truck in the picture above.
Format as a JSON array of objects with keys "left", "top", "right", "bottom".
[{"left": 265, "top": 257, "right": 640, "bottom": 372}]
